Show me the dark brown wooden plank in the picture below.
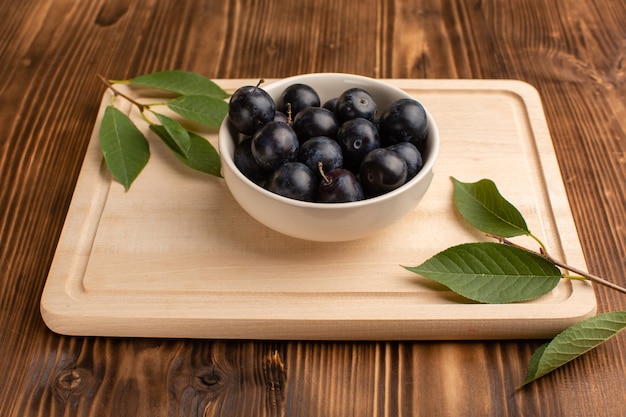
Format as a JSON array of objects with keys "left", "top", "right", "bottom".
[{"left": 2, "top": 0, "right": 626, "bottom": 415}]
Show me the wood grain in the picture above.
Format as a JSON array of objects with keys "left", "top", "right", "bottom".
[{"left": 2, "top": 0, "right": 626, "bottom": 415}]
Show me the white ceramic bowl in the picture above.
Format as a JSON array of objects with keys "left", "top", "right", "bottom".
[{"left": 218, "top": 73, "right": 439, "bottom": 242}]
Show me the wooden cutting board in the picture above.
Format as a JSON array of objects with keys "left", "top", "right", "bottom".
[{"left": 40, "top": 79, "right": 596, "bottom": 340}]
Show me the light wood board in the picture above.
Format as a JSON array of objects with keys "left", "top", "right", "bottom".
[{"left": 40, "top": 79, "right": 597, "bottom": 340}]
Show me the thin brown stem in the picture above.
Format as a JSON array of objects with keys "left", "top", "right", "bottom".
[
  {"left": 544, "top": 253, "right": 626, "bottom": 295},
  {"left": 318, "top": 161, "right": 330, "bottom": 184},
  {"left": 489, "top": 234, "right": 626, "bottom": 295},
  {"left": 96, "top": 74, "right": 147, "bottom": 112}
]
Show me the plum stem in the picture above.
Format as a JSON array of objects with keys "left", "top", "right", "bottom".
[{"left": 318, "top": 162, "right": 331, "bottom": 184}]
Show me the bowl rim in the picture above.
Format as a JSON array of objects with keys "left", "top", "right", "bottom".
[{"left": 218, "top": 72, "right": 440, "bottom": 210}]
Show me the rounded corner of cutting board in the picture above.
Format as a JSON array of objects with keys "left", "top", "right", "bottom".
[
  {"left": 39, "top": 281, "right": 86, "bottom": 337},
  {"left": 40, "top": 295, "right": 70, "bottom": 336},
  {"left": 498, "top": 78, "right": 541, "bottom": 95},
  {"left": 572, "top": 281, "right": 598, "bottom": 318}
]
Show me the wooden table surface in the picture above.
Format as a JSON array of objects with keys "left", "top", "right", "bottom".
[{"left": 2, "top": 0, "right": 625, "bottom": 415}]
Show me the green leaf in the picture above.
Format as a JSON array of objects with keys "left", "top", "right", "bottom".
[
  {"left": 178, "top": 131, "right": 221, "bottom": 177},
  {"left": 524, "top": 342, "right": 549, "bottom": 384},
  {"left": 452, "top": 177, "right": 529, "bottom": 238},
  {"left": 167, "top": 95, "right": 229, "bottom": 128},
  {"left": 153, "top": 112, "right": 190, "bottom": 156},
  {"left": 521, "top": 311, "right": 626, "bottom": 386},
  {"left": 99, "top": 106, "right": 150, "bottom": 190},
  {"left": 404, "top": 242, "right": 562, "bottom": 303},
  {"left": 129, "top": 70, "right": 229, "bottom": 98},
  {"left": 151, "top": 125, "right": 221, "bottom": 177},
  {"left": 150, "top": 124, "right": 179, "bottom": 154}
]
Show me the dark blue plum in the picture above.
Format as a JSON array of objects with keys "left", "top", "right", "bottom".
[
  {"left": 297, "top": 136, "right": 343, "bottom": 180},
  {"left": 273, "top": 110, "right": 288, "bottom": 123},
  {"left": 387, "top": 142, "right": 423, "bottom": 180},
  {"left": 266, "top": 162, "right": 318, "bottom": 202},
  {"left": 336, "top": 118, "right": 380, "bottom": 172},
  {"left": 234, "top": 136, "right": 272, "bottom": 186},
  {"left": 277, "top": 83, "right": 320, "bottom": 117},
  {"left": 336, "top": 88, "right": 377, "bottom": 122},
  {"left": 378, "top": 98, "right": 428, "bottom": 148},
  {"left": 316, "top": 168, "right": 364, "bottom": 203},
  {"left": 251, "top": 121, "right": 299, "bottom": 171},
  {"left": 322, "top": 97, "right": 338, "bottom": 113},
  {"left": 228, "top": 82, "right": 275, "bottom": 135},
  {"left": 293, "top": 107, "right": 340, "bottom": 143},
  {"left": 359, "top": 148, "right": 408, "bottom": 198}
]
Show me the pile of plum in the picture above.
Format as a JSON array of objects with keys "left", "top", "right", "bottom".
[{"left": 228, "top": 81, "right": 429, "bottom": 203}]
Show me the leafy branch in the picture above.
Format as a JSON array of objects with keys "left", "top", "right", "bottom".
[
  {"left": 405, "top": 177, "right": 626, "bottom": 386},
  {"left": 97, "top": 70, "right": 229, "bottom": 190}
]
